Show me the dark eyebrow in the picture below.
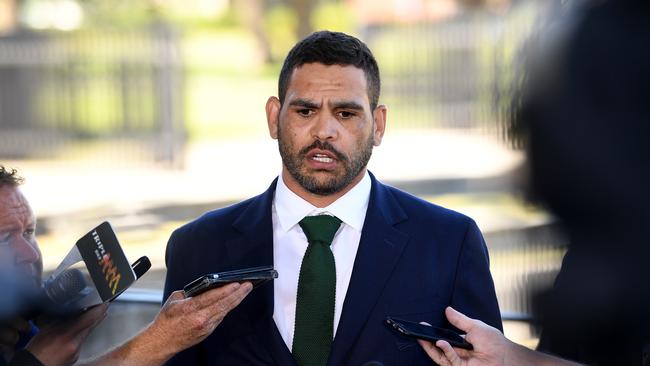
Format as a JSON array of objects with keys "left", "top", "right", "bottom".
[
  {"left": 331, "top": 101, "right": 365, "bottom": 111},
  {"left": 288, "top": 99, "right": 321, "bottom": 109}
]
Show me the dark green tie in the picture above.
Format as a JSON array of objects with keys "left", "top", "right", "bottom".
[{"left": 292, "top": 215, "right": 342, "bottom": 366}]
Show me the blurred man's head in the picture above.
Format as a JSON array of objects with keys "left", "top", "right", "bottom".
[
  {"left": 0, "top": 166, "right": 42, "bottom": 288},
  {"left": 507, "top": 1, "right": 650, "bottom": 226}
]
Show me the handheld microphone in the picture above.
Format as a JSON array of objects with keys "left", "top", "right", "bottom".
[
  {"left": 43, "top": 268, "right": 87, "bottom": 305},
  {"left": 26, "top": 268, "right": 89, "bottom": 320},
  {"left": 25, "top": 256, "right": 150, "bottom": 318},
  {"left": 3, "top": 268, "right": 89, "bottom": 323}
]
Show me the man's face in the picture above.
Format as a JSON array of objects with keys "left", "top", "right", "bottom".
[
  {"left": 0, "top": 185, "right": 42, "bottom": 288},
  {"left": 266, "top": 63, "right": 386, "bottom": 197}
]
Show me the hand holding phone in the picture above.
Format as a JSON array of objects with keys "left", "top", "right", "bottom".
[
  {"left": 183, "top": 266, "right": 278, "bottom": 298},
  {"left": 386, "top": 316, "right": 473, "bottom": 350}
]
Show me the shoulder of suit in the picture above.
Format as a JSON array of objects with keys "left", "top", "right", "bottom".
[
  {"left": 170, "top": 194, "right": 262, "bottom": 238},
  {"left": 379, "top": 182, "right": 476, "bottom": 226}
]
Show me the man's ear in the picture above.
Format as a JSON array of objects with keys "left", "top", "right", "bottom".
[
  {"left": 266, "top": 96, "right": 281, "bottom": 139},
  {"left": 372, "top": 105, "right": 387, "bottom": 146}
]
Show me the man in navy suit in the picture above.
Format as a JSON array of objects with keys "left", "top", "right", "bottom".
[{"left": 163, "top": 30, "right": 501, "bottom": 365}]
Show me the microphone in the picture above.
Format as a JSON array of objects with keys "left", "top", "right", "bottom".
[
  {"left": 9, "top": 269, "right": 88, "bottom": 349},
  {"left": 7, "top": 254, "right": 151, "bottom": 322},
  {"left": 43, "top": 268, "right": 87, "bottom": 305},
  {"left": 25, "top": 268, "right": 89, "bottom": 320},
  {"left": 41, "top": 256, "right": 151, "bottom": 309},
  {"left": 1, "top": 268, "right": 90, "bottom": 323}
]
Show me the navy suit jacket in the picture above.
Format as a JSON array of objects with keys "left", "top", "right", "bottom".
[{"left": 163, "top": 173, "right": 502, "bottom": 365}]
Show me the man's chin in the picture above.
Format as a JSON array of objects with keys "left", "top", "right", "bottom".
[{"left": 304, "top": 180, "right": 345, "bottom": 196}]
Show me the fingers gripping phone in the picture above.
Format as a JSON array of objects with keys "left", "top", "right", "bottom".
[
  {"left": 386, "top": 316, "right": 473, "bottom": 350},
  {"left": 183, "top": 266, "right": 278, "bottom": 298}
]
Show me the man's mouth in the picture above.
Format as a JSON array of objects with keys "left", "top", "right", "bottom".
[
  {"left": 305, "top": 148, "right": 339, "bottom": 166},
  {"left": 312, "top": 153, "right": 334, "bottom": 163},
  {"left": 296, "top": 141, "right": 347, "bottom": 173}
]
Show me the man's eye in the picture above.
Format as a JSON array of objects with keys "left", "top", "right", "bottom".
[
  {"left": 23, "top": 229, "right": 35, "bottom": 239},
  {"left": 297, "top": 109, "right": 314, "bottom": 117},
  {"left": 338, "top": 111, "right": 356, "bottom": 119}
]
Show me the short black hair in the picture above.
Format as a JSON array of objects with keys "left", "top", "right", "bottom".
[
  {"left": 0, "top": 166, "right": 23, "bottom": 188},
  {"left": 278, "top": 30, "right": 381, "bottom": 111}
]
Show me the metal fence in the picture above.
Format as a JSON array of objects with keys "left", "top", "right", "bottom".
[
  {"left": 486, "top": 223, "right": 567, "bottom": 318},
  {"left": 363, "top": 3, "right": 541, "bottom": 131},
  {"left": 0, "top": 24, "right": 184, "bottom": 166},
  {"left": 0, "top": 4, "right": 541, "bottom": 164}
]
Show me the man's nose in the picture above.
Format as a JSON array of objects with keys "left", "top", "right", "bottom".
[
  {"left": 13, "top": 237, "right": 40, "bottom": 265},
  {"left": 312, "top": 112, "right": 339, "bottom": 141}
]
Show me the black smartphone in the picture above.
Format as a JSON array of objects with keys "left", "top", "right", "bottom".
[
  {"left": 386, "top": 316, "right": 473, "bottom": 350},
  {"left": 183, "top": 266, "right": 278, "bottom": 297}
]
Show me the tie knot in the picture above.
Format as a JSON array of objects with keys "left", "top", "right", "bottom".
[{"left": 299, "top": 215, "right": 342, "bottom": 246}]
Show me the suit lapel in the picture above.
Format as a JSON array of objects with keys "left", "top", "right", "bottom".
[
  {"left": 328, "top": 174, "right": 409, "bottom": 365},
  {"left": 230, "top": 179, "right": 297, "bottom": 366},
  {"left": 228, "top": 175, "right": 408, "bottom": 365}
]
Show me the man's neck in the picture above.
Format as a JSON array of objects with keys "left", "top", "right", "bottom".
[{"left": 281, "top": 169, "right": 367, "bottom": 208}]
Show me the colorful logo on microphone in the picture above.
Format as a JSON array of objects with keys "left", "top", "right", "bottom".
[
  {"left": 98, "top": 253, "right": 121, "bottom": 296},
  {"left": 92, "top": 230, "right": 121, "bottom": 296},
  {"left": 78, "top": 222, "right": 135, "bottom": 302}
]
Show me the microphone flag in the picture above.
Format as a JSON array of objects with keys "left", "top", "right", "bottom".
[{"left": 46, "top": 221, "right": 137, "bottom": 311}]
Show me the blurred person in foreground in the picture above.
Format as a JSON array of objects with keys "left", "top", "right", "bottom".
[
  {"left": 0, "top": 166, "right": 107, "bottom": 366},
  {"left": 419, "top": 0, "right": 650, "bottom": 365},
  {"left": 0, "top": 166, "right": 252, "bottom": 366},
  {"left": 162, "top": 30, "right": 501, "bottom": 365}
]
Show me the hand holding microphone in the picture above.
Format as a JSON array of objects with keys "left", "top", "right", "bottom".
[
  {"left": 25, "top": 304, "right": 108, "bottom": 366},
  {"left": 0, "top": 269, "right": 106, "bottom": 365},
  {"left": 0, "top": 267, "right": 88, "bottom": 359}
]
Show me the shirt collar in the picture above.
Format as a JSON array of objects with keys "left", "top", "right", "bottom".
[{"left": 274, "top": 171, "right": 371, "bottom": 233}]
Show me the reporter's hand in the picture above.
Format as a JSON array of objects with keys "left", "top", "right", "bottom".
[
  {"left": 157, "top": 282, "right": 253, "bottom": 350},
  {"left": 419, "top": 307, "right": 583, "bottom": 366},
  {"left": 143, "top": 282, "right": 253, "bottom": 360},
  {"left": 154, "top": 282, "right": 252, "bottom": 352},
  {"left": 26, "top": 303, "right": 108, "bottom": 366},
  {"left": 0, "top": 317, "right": 32, "bottom": 354},
  {"left": 79, "top": 281, "right": 253, "bottom": 366},
  {"left": 418, "top": 307, "right": 508, "bottom": 366}
]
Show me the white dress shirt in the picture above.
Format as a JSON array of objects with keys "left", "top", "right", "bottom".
[{"left": 272, "top": 171, "right": 371, "bottom": 350}]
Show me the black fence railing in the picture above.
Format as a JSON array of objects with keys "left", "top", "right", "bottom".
[
  {"left": 362, "top": 3, "right": 541, "bottom": 132},
  {"left": 0, "top": 25, "right": 184, "bottom": 166},
  {"left": 486, "top": 223, "right": 567, "bottom": 318},
  {"left": 0, "top": 3, "right": 541, "bottom": 164}
]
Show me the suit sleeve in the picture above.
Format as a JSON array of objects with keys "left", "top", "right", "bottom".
[
  {"left": 163, "top": 228, "right": 182, "bottom": 302},
  {"left": 451, "top": 219, "right": 503, "bottom": 332},
  {"left": 162, "top": 228, "right": 203, "bottom": 366}
]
